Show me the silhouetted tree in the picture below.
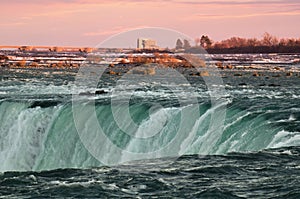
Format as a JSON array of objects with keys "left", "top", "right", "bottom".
[
  {"left": 197, "top": 33, "right": 300, "bottom": 53},
  {"left": 262, "top": 32, "right": 278, "bottom": 46},
  {"left": 175, "top": 39, "right": 183, "bottom": 49},
  {"left": 286, "top": 38, "right": 297, "bottom": 46},
  {"left": 247, "top": 38, "right": 260, "bottom": 47},
  {"left": 200, "top": 35, "right": 212, "bottom": 48},
  {"left": 183, "top": 39, "right": 191, "bottom": 49}
]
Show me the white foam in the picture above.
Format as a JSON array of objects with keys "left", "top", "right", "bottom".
[
  {"left": 267, "top": 130, "right": 300, "bottom": 149},
  {"left": 134, "top": 107, "right": 172, "bottom": 139},
  {"left": 50, "top": 179, "right": 99, "bottom": 187},
  {"left": 0, "top": 103, "right": 60, "bottom": 172}
]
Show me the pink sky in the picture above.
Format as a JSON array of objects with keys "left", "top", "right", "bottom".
[{"left": 0, "top": 0, "right": 299, "bottom": 47}]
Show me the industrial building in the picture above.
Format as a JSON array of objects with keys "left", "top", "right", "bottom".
[{"left": 137, "top": 38, "right": 158, "bottom": 49}]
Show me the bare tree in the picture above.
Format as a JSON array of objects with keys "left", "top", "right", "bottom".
[
  {"left": 175, "top": 39, "right": 183, "bottom": 49},
  {"left": 200, "top": 35, "right": 213, "bottom": 48},
  {"left": 183, "top": 39, "right": 192, "bottom": 49},
  {"left": 262, "top": 32, "right": 278, "bottom": 46}
]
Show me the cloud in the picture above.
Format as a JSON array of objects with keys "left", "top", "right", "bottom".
[
  {"left": 83, "top": 26, "right": 147, "bottom": 36},
  {"left": 27, "top": 8, "right": 89, "bottom": 18},
  {"left": 184, "top": 10, "right": 300, "bottom": 20},
  {"left": 172, "top": 0, "right": 300, "bottom": 5},
  {"left": 3, "top": 0, "right": 300, "bottom": 5},
  {"left": 0, "top": 0, "right": 77, "bottom": 4},
  {"left": 0, "top": 22, "right": 26, "bottom": 27}
]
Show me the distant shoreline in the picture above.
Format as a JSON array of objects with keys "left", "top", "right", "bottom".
[
  {"left": 1, "top": 49, "right": 300, "bottom": 75},
  {"left": 185, "top": 46, "right": 300, "bottom": 54}
]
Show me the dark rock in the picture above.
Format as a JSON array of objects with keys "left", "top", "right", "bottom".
[
  {"left": 95, "top": 90, "right": 107, "bottom": 95},
  {"left": 268, "top": 84, "right": 280, "bottom": 87},
  {"left": 272, "top": 74, "right": 281, "bottom": 77},
  {"left": 79, "top": 91, "right": 93, "bottom": 96},
  {"left": 234, "top": 73, "right": 243, "bottom": 77},
  {"left": 79, "top": 90, "right": 108, "bottom": 96},
  {"left": 29, "top": 101, "right": 58, "bottom": 108}
]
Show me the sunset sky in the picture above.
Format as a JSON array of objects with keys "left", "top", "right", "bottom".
[{"left": 0, "top": 0, "right": 299, "bottom": 47}]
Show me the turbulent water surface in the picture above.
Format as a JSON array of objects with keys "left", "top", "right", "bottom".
[{"left": 0, "top": 55, "right": 300, "bottom": 198}]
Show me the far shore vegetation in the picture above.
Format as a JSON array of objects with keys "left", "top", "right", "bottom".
[{"left": 177, "top": 32, "right": 300, "bottom": 54}]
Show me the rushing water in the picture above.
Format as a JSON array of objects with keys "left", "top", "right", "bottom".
[{"left": 0, "top": 57, "right": 300, "bottom": 198}]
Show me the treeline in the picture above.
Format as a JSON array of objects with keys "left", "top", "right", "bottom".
[{"left": 177, "top": 33, "right": 300, "bottom": 54}]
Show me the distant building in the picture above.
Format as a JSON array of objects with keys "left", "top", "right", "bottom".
[{"left": 137, "top": 38, "right": 158, "bottom": 49}]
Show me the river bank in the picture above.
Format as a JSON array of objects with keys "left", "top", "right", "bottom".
[{"left": 1, "top": 50, "right": 300, "bottom": 76}]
